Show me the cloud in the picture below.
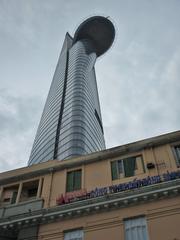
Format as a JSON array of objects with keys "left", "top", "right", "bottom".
[
  {"left": 98, "top": 39, "right": 180, "bottom": 148},
  {"left": 0, "top": 0, "right": 180, "bottom": 171},
  {"left": 0, "top": 89, "right": 43, "bottom": 172}
]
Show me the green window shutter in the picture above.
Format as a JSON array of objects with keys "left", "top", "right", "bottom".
[
  {"left": 174, "top": 145, "right": 180, "bottom": 166},
  {"left": 74, "top": 170, "right": 82, "bottom": 190},
  {"left": 123, "top": 157, "right": 136, "bottom": 177},
  {"left": 66, "top": 172, "right": 74, "bottom": 192},
  {"left": 111, "top": 161, "right": 118, "bottom": 180}
]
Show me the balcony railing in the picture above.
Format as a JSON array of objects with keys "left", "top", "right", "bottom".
[{"left": 0, "top": 198, "right": 43, "bottom": 218}]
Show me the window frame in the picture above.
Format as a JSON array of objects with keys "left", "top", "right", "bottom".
[
  {"left": 66, "top": 169, "right": 82, "bottom": 192},
  {"left": 64, "top": 229, "right": 84, "bottom": 240},
  {"left": 111, "top": 155, "right": 145, "bottom": 180},
  {"left": 172, "top": 144, "right": 180, "bottom": 167},
  {"left": 124, "top": 215, "right": 149, "bottom": 240}
]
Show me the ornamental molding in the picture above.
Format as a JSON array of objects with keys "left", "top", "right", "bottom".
[{"left": 0, "top": 178, "right": 180, "bottom": 231}]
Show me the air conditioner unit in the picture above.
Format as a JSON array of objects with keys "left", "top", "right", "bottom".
[{"left": 147, "top": 162, "right": 155, "bottom": 169}]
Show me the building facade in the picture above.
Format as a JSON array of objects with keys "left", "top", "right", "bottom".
[
  {"left": 28, "top": 16, "right": 115, "bottom": 165},
  {"left": 0, "top": 131, "right": 180, "bottom": 239}
]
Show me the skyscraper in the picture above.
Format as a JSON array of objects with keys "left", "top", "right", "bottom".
[{"left": 28, "top": 16, "right": 115, "bottom": 165}]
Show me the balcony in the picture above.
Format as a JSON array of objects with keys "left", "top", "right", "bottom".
[
  {"left": 0, "top": 178, "right": 44, "bottom": 219},
  {"left": 0, "top": 198, "right": 43, "bottom": 218}
]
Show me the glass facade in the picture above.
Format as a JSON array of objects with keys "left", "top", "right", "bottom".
[{"left": 28, "top": 33, "right": 106, "bottom": 165}]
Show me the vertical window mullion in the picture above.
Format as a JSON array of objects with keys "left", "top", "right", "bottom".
[{"left": 118, "top": 159, "right": 124, "bottom": 178}]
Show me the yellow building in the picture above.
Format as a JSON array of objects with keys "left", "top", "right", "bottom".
[{"left": 0, "top": 130, "right": 180, "bottom": 240}]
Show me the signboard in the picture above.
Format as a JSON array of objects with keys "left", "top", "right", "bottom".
[{"left": 56, "top": 170, "right": 180, "bottom": 205}]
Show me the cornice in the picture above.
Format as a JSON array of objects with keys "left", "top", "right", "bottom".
[{"left": 0, "top": 179, "right": 180, "bottom": 231}]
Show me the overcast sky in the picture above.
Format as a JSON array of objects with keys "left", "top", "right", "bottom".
[{"left": 0, "top": 0, "right": 180, "bottom": 172}]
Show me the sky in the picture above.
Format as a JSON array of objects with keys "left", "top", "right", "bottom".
[{"left": 0, "top": 0, "right": 180, "bottom": 172}]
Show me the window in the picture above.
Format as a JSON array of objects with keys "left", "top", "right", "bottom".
[
  {"left": 27, "top": 188, "right": 38, "bottom": 198},
  {"left": 11, "top": 191, "right": 18, "bottom": 204},
  {"left": 66, "top": 169, "right": 82, "bottom": 192},
  {"left": 3, "top": 198, "right": 11, "bottom": 202},
  {"left": 1, "top": 185, "right": 19, "bottom": 206},
  {"left": 3, "top": 191, "right": 17, "bottom": 204},
  {"left": 20, "top": 180, "right": 39, "bottom": 202},
  {"left": 64, "top": 229, "right": 83, "bottom": 240},
  {"left": 173, "top": 145, "right": 180, "bottom": 167},
  {"left": 111, "top": 156, "right": 145, "bottom": 180},
  {"left": 124, "top": 216, "right": 149, "bottom": 240}
]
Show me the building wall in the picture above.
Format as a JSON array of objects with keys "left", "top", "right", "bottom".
[
  {"left": 38, "top": 197, "right": 180, "bottom": 240},
  {"left": 37, "top": 141, "right": 180, "bottom": 239},
  {"left": 0, "top": 134, "right": 180, "bottom": 239},
  {"left": 28, "top": 34, "right": 72, "bottom": 165},
  {"left": 1, "top": 142, "right": 175, "bottom": 208},
  {"left": 28, "top": 33, "right": 106, "bottom": 165},
  {"left": 56, "top": 39, "right": 105, "bottom": 160},
  {"left": 42, "top": 143, "right": 179, "bottom": 208}
]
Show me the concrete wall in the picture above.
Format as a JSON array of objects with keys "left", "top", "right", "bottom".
[
  {"left": 38, "top": 143, "right": 180, "bottom": 239},
  {"left": 18, "top": 226, "right": 38, "bottom": 240},
  {"left": 0, "top": 199, "right": 43, "bottom": 218},
  {"left": 38, "top": 196, "right": 180, "bottom": 240},
  {"left": 42, "top": 143, "right": 179, "bottom": 208},
  {"left": 0, "top": 142, "right": 179, "bottom": 210},
  {"left": 0, "top": 140, "right": 179, "bottom": 240}
]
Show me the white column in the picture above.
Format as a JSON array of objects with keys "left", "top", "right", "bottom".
[
  {"left": 37, "top": 178, "right": 43, "bottom": 198},
  {"left": 16, "top": 182, "right": 23, "bottom": 204}
]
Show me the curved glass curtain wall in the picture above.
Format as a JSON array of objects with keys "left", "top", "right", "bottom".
[{"left": 28, "top": 34, "right": 105, "bottom": 165}]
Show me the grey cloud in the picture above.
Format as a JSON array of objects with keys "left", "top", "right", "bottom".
[
  {"left": 0, "top": 89, "right": 43, "bottom": 172},
  {"left": 0, "top": 0, "right": 180, "bottom": 171},
  {"left": 0, "top": 89, "right": 43, "bottom": 133},
  {"left": 98, "top": 29, "right": 180, "bottom": 148}
]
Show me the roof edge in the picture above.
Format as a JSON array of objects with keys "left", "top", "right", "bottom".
[{"left": 1, "top": 130, "right": 180, "bottom": 185}]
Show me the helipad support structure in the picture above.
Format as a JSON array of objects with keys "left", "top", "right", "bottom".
[{"left": 28, "top": 16, "right": 115, "bottom": 165}]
